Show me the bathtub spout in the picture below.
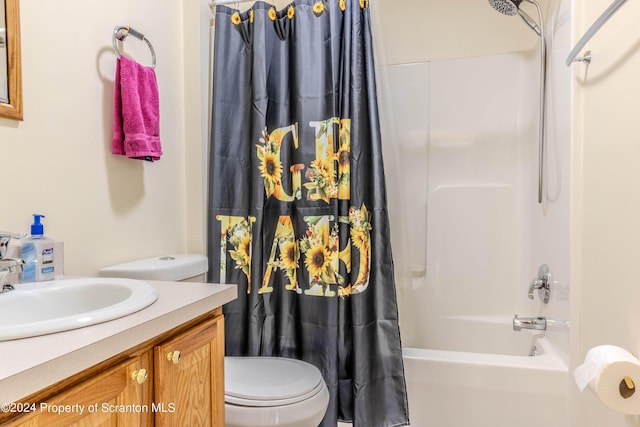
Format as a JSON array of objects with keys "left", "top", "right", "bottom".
[{"left": 513, "top": 314, "right": 546, "bottom": 331}]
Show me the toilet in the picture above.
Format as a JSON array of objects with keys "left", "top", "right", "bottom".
[
  {"left": 224, "top": 356, "right": 330, "bottom": 427},
  {"left": 100, "top": 254, "right": 330, "bottom": 427}
]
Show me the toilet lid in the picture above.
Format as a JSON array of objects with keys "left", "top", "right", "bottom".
[{"left": 225, "top": 357, "right": 325, "bottom": 407}]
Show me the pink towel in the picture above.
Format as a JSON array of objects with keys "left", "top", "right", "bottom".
[{"left": 112, "top": 55, "right": 162, "bottom": 161}]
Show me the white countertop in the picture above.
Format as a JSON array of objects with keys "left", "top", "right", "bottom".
[{"left": 0, "top": 278, "right": 237, "bottom": 403}]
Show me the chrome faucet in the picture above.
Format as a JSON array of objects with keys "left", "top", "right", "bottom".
[
  {"left": 0, "top": 258, "right": 22, "bottom": 294},
  {"left": 0, "top": 258, "right": 24, "bottom": 273},
  {"left": 0, "top": 232, "right": 24, "bottom": 290},
  {"left": 0, "top": 283, "right": 14, "bottom": 294},
  {"left": 513, "top": 314, "right": 547, "bottom": 331}
]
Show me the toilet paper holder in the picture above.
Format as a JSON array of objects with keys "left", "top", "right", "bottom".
[
  {"left": 621, "top": 376, "right": 636, "bottom": 398},
  {"left": 574, "top": 345, "right": 640, "bottom": 413}
]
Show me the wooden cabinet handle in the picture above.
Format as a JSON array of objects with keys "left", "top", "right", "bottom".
[
  {"left": 167, "top": 350, "right": 181, "bottom": 364},
  {"left": 131, "top": 368, "right": 148, "bottom": 384}
]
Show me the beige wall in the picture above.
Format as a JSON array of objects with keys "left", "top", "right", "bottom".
[
  {"left": 572, "top": 0, "right": 640, "bottom": 425},
  {"left": 6, "top": 0, "right": 640, "bottom": 422},
  {"left": 0, "top": 0, "right": 209, "bottom": 276},
  {"left": 375, "top": 0, "right": 544, "bottom": 64}
]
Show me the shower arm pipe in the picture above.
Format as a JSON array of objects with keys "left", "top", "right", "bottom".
[
  {"left": 517, "top": 8, "right": 541, "bottom": 35},
  {"left": 527, "top": 0, "right": 546, "bottom": 204},
  {"left": 566, "top": 0, "right": 629, "bottom": 66},
  {"left": 538, "top": 7, "right": 546, "bottom": 203}
]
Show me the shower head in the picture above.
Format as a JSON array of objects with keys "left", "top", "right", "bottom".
[
  {"left": 488, "top": 0, "right": 522, "bottom": 16},
  {"left": 488, "top": 0, "right": 542, "bottom": 36}
]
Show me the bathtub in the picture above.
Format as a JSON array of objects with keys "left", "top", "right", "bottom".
[{"left": 402, "top": 316, "right": 569, "bottom": 426}]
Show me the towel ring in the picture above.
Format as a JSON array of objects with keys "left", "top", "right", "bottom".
[{"left": 112, "top": 25, "right": 157, "bottom": 69}]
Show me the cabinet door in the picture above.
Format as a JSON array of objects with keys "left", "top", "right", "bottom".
[
  {"left": 5, "top": 353, "right": 153, "bottom": 427},
  {"left": 154, "top": 315, "right": 225, "bottom": 427}
]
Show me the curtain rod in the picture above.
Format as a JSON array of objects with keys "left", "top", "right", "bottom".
[{"left": 565, "top": 0, "right": 628, "bottom": 66}]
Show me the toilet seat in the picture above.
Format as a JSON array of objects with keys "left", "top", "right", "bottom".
[{"left": 225, "top": 357, "right": 325, "bottom": 407}]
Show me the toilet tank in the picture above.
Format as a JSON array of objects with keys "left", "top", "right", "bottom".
[{"left": 99, "top": 254, "right": 208, "bottom": 282}]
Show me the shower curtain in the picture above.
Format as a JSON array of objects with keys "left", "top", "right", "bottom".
[{"left": 207, "top": 1, "right": 409, "bottom": 426}]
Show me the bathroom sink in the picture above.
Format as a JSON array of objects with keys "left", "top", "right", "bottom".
[{"left": 0, "top": 278, "right": 158, "bottom": 341}]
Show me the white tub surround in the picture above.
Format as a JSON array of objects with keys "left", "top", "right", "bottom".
[
  {"left": 381, "top": 0, "right": 572, "bottom": 365},
  {"left": 0, "top": 279, "right": 237, "bottom": 404}
]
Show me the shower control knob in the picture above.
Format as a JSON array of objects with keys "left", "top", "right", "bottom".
[{"left": 528, "top": 264, "right": 551, "bottom": 304}]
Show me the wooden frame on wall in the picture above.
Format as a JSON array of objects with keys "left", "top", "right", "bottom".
[{"left": 0, "top": 0, "right": 22, "bottom": 121}]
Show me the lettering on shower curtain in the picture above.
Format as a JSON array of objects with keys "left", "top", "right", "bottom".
[{"left": 215, "top": 117, "right": 372, "bottom": 298}]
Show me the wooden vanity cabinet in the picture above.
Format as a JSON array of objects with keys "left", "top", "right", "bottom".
[
  {"left": 1, "top": 310, "right": 225, "bottom": 427},
  {"left": 3, "top": 353, "right": 153, "bottom": 427},
  {"left": 154, "top": 314, "right": 225, "bottom": 426}
]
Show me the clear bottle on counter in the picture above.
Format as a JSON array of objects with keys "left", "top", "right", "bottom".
[{"left": 21, "top": 214, "right": 55, "bottom": 282}]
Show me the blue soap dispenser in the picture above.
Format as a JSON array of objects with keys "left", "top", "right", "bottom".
[{"left": 21, "top": 214, "right": 55, "bottom": 282}]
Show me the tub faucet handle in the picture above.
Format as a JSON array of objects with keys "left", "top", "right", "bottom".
[{"left": 528, "top": 264, "right": 551, "bottom": 304}]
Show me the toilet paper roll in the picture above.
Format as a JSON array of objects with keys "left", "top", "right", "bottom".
[{"left": 574, "top": 345, "right": 640, "bottom": 414}]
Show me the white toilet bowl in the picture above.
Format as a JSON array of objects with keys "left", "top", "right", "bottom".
[
  {"left": 100, "top": 255, "right": 330, "bottom": 427},
  {"left": 225, "top": 356, "right": 330, "bottom": 427}
]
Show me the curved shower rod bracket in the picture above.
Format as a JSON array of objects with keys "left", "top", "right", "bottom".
[
  {"left": 566, "top": 0, "right": 629, "bottom": 66},
  {"left": 572, "top": 51, "right": 592, "bottom": 66}
]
